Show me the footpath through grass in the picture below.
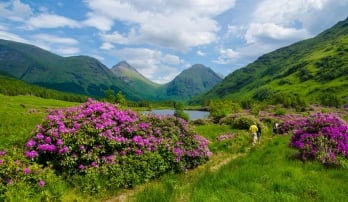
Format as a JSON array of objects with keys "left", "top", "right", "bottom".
[{"left": 126, "top": 124, "right": 348, "bottom": 202}]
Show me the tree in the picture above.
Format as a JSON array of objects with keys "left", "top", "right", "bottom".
[
  {"left": 115, "top": 91, "right": 127, "bottom": 105},
  {"left": 174, "top": 102, "right": 189, "bottom": 121},
  {"left": 104, "top": 89, "right": 115, "bottom": 103}
]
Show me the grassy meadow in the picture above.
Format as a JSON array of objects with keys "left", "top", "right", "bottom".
[
  {"left": 0, "top": 94, "right": 78, "bottom": 148},
  {"left": 131, "top": 126, "right": 348, "bottom": 202},
  {"left": 1, "top": 94, "right": 348, "bottom": 201}
]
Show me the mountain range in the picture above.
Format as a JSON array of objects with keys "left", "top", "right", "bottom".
[
  {"left": 0, "top": 39, "right": 222, "bottom": 101},
  {"left": 1, "top": 17, "right": 347, "bottom": 104},
  {"left": 191, "top": 17, "right": 348, "bottom": 105}
]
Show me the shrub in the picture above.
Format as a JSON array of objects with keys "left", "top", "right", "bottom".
[
  {"left": 289, "top": 113, "right": 348, "bottom": 166},
  {"left": 250, "top": 103, "right": 262, "bottom": 116},
  {"left": 191, "top": 118, "right": 209, "bottom": 125},
  {"left": 220, "top": 115, "right": 259, "bottom": 130},
  {"left": 209, "top": 100, "right": 241, "bottom": 123},
  {"left": 174, "top": 110, "right": 189, "bottom": 121},
  {"left": 320, "top": 93, "right": 342, "bottom": 108},
  {"left": 0, "top": 147, "right": 60, "bottom": 201},
  {"left": 25, "top": 99, "right": 211, "bottom": 188},
  {"left": 274, "top": 108, "right": 286, "bottom": 116}
]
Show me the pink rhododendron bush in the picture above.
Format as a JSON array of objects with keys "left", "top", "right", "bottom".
[
  {"left": 289, "top": 113, "right": 348, "bottom": 166},
  {"left": 25, "top": 99, "right": 211, "bottom": 188}
]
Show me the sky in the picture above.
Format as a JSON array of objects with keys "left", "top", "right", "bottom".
[{"left": 0, "top": 0, "right": 347, "bottom": 84}]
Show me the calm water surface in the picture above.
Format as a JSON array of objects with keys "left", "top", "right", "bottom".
[{"left": 143, "top": 109, "right": 209, "bottom": 120}]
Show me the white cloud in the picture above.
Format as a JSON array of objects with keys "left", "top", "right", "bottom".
[
  {"left": 162, "top": 54, "right": 181, "bottom": 65},
  {"left": 31, "top": 34, "right": 80, "bottom": 56},
  {"left": 100, "top": 42, "right": 114, "bottom": 50},
  {"left": 252, "top": 0, "right": 348, "bottom": 32},
  {"left": 216, "top": 0, "right": 348, "bottom": 67},
  {"left": 100, "top": 31, "right": 130, "bottom": 45},
  {"left": 252, "top": 0, "right": 326, "bottom": 25},
  {"left": 0, "top": 0, "right": 33, "bottom": 22},
  {"left": 245, "top": 23, "right": 310, "bottom": 44},
  {"left": 90, "top": 54, "right": 105, "bottom": 62},
  {"left": 0, "top": 30, "right": 27, "bottom": 43},
  {"left": 197, "top": 50, "right": 206, "bottom": 56},
  {"left": 213, "top": 48, "right": 239, "bottom": 64},
  {"left": 26, "top": 14, "right": 80, "bottom": 29},
  {"left": 112, "top": 48, "right": 182, "bottom": 83},
  {"left": 56, "top": 47, "right": 80, "bottom": 55},
  {"left": 84, "top": 0, "right": 236, "bottom": 50},
  {"left": 83, "top": 14, "right": 114, "bottom": 31},
  {"left": 32, "top": 34, "right": 79, "bottom": 45},
  {"left": 226, "top": 25, "right": 246, "bottom": 39}
]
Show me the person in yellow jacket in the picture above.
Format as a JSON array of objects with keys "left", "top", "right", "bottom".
[{"left": 249, "top": 123, "right": 259, "bottom": 146}]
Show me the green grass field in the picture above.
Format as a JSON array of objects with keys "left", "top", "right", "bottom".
[
  {"left": 1, "top": 94, "right": 348, "bottom": 201},
  {"left": 0, "top": 94, "right": 77, "bottom": 148},
  {"left": 131, "top": 124, "right": 348, "bottom": 202}
]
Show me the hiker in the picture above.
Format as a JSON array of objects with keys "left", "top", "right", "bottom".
[
  {"left": 249, "top": 122, "right": 258, "bottom": 146},
  {"left": 256, "top": 122, "right": 262, "bottom": 144},
  {"left": 273, "top": 122, "right": 279, "bottom": 135}
]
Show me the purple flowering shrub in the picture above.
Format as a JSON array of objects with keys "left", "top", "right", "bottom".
[
  {"left": 278, "top": 117, "right": 305, "bottom": 134},
  {"left": 289, "top": 113, "right": 348, "bottom": 166},
  {"left": 0, "top": 148, "right": 54, "bottom": 200},
  {"left": 25, "top": 99, "right": 211, "bottom": 187}
]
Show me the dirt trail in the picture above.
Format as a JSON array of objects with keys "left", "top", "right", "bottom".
[{"left": 103, "top": 152, "right": 247, "bottom": 202}]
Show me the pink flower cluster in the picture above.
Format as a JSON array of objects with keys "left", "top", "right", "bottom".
[
  {"left": 216, "top": 133, "right": 236, "bottom": 141},
  {"left": 0, "top": 149, "right": 46, "bottom": 189},
  {"left": 25, "top": 98, "right": 211, "bottom": 174},
  {"left": 289, "top": 113, "right": 348, "bottom": 165}
]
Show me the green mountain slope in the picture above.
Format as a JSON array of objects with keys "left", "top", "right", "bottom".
[
  {"left": 0, "top": 71, "right": 87, "bottom": 102},
  {"left": 191, "top": 17, "right": 348, "bottom": 105},
  {"left": 110, "top": 61, "right": 160, "bottom": 99},
  {"left": 0, "top": 39, "right": 142, "bottom": 100},
  {"left": 162, "top": 64, "right": 223, "bottom": 100}
]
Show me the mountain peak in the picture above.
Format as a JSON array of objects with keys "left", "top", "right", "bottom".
[
  {"left": 112, "top": 61, "right": 138, "bottom": 72},
  {"left": 165, "top": 64, "right": 223, "bottom": 100}
]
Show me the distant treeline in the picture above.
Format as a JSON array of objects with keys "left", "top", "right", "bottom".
[{"left": 0, "top": 73, "right": 88, "bottom": 102}]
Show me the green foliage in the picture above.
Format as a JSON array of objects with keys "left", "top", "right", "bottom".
[
  {"left": 115, "top": 91, "right": 127, "bottom": 105},
  {"left": 319, "top": 93, "right": 342, "bottom": 108},
  {"left": 249, "top": 103, "right": 263, "bottom": 116},
  {"left": 240, "top": 99, "right": 254, "bottom": 109},
  {"left": 315, "top": 55, "right": 347, "bottom": 82},
  {"left": 274, "top": 107, "right": 287, "bottom": 116},
  {"left": 209, "top": 100, "right": 242, "bottom": 122},
  {"left": 191, "top": 118, "right": 211, "bottom": 126},
  {"left": 298, "top": 67, "right": 314, "bottom": 82},
  {"left": 253, "top": 88, "right": 274, "bottom": 102},
  {"left": 0, "top": 73, "right": 87, "bottom": 102},
  {"left": 104, "top": 89, "right": 115, "bottom": 103},
  {"left": 173, "top": 102, "right": 189, "bottom": 121},
  {"left": 0, "top": 148, "right": 66, "bottom": 201},
  {"left": 219, "top": 114, "right": 259, "bottom": 130},
  {"left": 272, "top": 93, "right": 307, "bottom": 111},
  {"left": 231, "top": 116, "right": 259, "bottom": 130},
  {"left": 174, "top": 110, "right": 190, "bottom": 121}
]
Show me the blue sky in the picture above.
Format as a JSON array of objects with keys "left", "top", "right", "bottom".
[{"left": 0, "top": 0, "right": 347, "bottom": 84}]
